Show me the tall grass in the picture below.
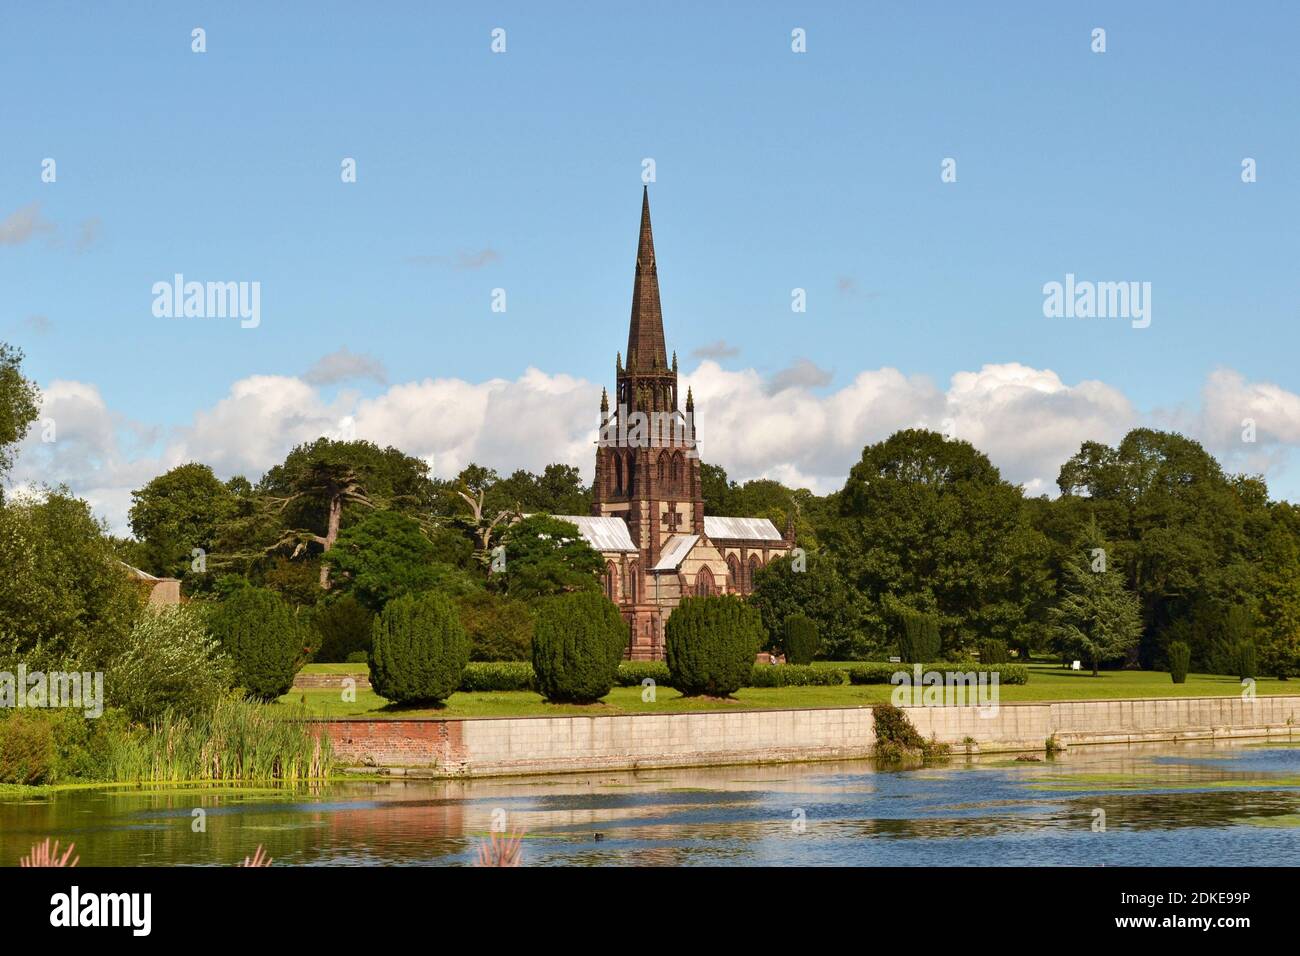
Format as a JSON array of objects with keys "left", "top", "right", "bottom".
[{"left": 107, "top": 697, "right": 333, "bottom": 783}]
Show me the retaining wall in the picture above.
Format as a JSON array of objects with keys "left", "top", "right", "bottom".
[{"left": 319, "top": 695, "right": 1300, "bottom": 777}]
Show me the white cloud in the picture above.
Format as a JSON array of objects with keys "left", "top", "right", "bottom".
[{"left": 12, "top": 362, "right": 1300, "bottom": 537}]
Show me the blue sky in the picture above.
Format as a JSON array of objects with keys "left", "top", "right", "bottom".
[{"left": 3, "top": 2, "right": 1299, "bottom": 528}]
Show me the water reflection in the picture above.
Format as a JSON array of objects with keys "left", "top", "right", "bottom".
[{"left": 2, "top": 739, "right": 1299, "bottom": 866}]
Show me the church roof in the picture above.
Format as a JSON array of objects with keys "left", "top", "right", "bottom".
[
  {"left": 550, "top": 515, "right": 638, "bottom": 553},
  {"left": 625, "top": 186, "right": 668, "bottom": 371},
  {"left": 703, "top": 516, "right": 784, "bottom": 542},
  {"left": 651, "top": 534, "right": 699, "bottom": 571}
]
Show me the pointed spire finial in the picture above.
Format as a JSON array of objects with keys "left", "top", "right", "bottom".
[{"left": 627, "top": 188, "right": 667, "bottom": 372}]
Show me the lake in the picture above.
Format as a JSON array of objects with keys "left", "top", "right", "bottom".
[{"left": 3, "top": 739, "right": 1299, "bottom": 866}]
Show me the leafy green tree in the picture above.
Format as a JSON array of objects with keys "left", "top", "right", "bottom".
[
  {"left": 1056, "top": 429, "right": 1269, "bottom": 666},
  {"left": 0, "top": 342, "right": 40, "bottom": 492},
  {"left": 259, "top": 438, "right": 437, "bottom": 588},
  {"left": 749, "top": 552, "right": 867, "bottom": 659},
  {"left": 129, "top": 463, "right": 235, "bottom": 578},
  {"left": 0, "top": 489, "right": 141, "bottom": 670},
  {"left": 325, "top": 510, "right": 478, "bottom": 611},
  {"left": 833, "top": 429, "right": 1037, "bottom": 655},
  {"left": 666, "top": 595, "right": 765, "bottom": 697},
  {"left": 497, "top": 514, "right": 604, "bottom": 600},
  {"left": 1048, "top": 555, "right": 1142, "bottom": 676},
  {"left": 893, "top": 606, "right": 941, "bottom": 662},
  {"left": 370, "top": 591, "right": 470, "bottom": 705},
  {"left": 1256, "top": 515, "right": 1300, "bottom": 679},
  {"left": 109, "top": 605, "right": 234, "bottom": 721},
  {"left": 531, "top": 591, "right": 626, "bottom": 702},
  {"left": 208, "top": 587, "right": 306, "bottom": 699}
]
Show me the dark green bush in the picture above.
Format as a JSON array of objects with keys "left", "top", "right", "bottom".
[
  {"left": 895, "top": 609, "right": 941, "bottom": 663},
  {"left": 209, "top": 587, "right": 305, "bottom": 700},
  {"left": 345, "top": 650, "right": 369, "bottom": 664},
  {"left": 312, "top": 595, "right": 373, "bottom": 663},
  {"left": 459, "top": 661, "right": 536, "bottom": 692},
  {"left": 458, "top": 591, "right": 535, "bottom": 662},
  {"left": 1239, "top": 641, "right": 1258, "bottom": 681},
  {"left": 531, "top": 591, "right": 627, "bottom": 703},
  {"left": 848, "top": 662, "right": 1029, "bottom": 685},
  {"left": 747, "top": 664, "right": 846, "bottom": 687},
  {"left": 1169, "top": 641, "right": 1191, "bottom": 684},
  {"left": 666, "top": 595, "right": 765, "bottom": 697},
  {"left": 979, "top": 639, "right": 1010, "bottom": 665},
  {"left": 370, "top": 591, "right": 471, "bottom": 705},
  {"left": 782, "top": 614, "right": 820, "bottom": 665},
  {"left": 615, "top": 661, "right": 672, "bottom": 687},
  {"left": 0, "top": 711, "right": 56, "bottom": 784}
]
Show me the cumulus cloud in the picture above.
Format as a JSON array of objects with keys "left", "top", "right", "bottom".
[
  {"left": 0, "top": 202, "right": 55, "bottom": 246},
  {"left": 15, "top": 361, "right": 1300, "bottom": 537},
  {"left": 303, "top": 347, "right": 388, "bottom": 386}
]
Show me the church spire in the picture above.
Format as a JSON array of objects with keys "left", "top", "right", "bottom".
[{"left": 626, "top": 186, "right": 668, "bottom": 371}]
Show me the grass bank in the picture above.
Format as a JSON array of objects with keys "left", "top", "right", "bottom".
[{"left": 285, "top": 662, "right": 1295, "bottom": 719}]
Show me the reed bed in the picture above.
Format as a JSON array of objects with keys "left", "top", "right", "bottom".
[{"left": 107, "top": 698, "right": 333, "bottom": 783}]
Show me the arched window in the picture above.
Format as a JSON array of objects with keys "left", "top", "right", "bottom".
[
  {"left": 746, "top": 554, "right": 761, "bottom": 594},
  {"left": 604, "top": 562, "right": 618, "bottom": 602},
  {"left": 657, "top": 453, "right": 667, "bottom": 483},
  {"left": 696, "top": 565, "right": 715, "bottom": 597},
  {"left": 726, "top": 555, "right": 741, "bottom": 592},
  {"left": 628, "top": 563, "right": 639, "bottom": 604},
  {"left": 671, "top": 451, "right": 684, "bottom": 488},
  {"left": 626, "top": 454, "right": 636, "bottom": 495}
]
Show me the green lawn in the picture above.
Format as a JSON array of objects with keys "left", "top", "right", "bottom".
[{"left": 285, "top": 662, "right": 1298, "bottom": 720}]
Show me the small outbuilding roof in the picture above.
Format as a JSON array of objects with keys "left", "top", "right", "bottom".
[{"left": 702, "top": 516, "right": 784, "bottom": 542}]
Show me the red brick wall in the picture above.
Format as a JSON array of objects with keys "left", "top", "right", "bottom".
[{"left": 317, "top": 719, "right": 467, "bottom": 771}]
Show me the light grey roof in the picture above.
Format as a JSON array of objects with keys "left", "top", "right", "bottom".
[
  {"left": 550, "top": 515, "right": 638, "bottom": 553},
  {"left": 652, "top": 534, "right": 699, "bottom": 571},
  {"left": 703, "top": 516, "right": 784, "bottom": 542}
]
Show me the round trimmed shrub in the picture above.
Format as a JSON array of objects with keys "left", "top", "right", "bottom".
[
  {"left": 532, "top": 591, "right": 627, "bottom": 703},
  {"left": 1169, "top": 641, "right": 1191, "bottom": 684},
  {"left": 665, "top": 594, "right": 765, "bottom": 697},
  {"left": 209, "top": 586, "right": 305, "bottom": 700},
  {"left": 370, "top": 591, "right": 470, "bottom": 705},
  {"left": 782, "top": 614, "right": 820, "bottom": 665}
]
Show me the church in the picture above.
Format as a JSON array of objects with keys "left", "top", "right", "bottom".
[{"left": 551, "top": 189, "right": 795, "bottom": 660}]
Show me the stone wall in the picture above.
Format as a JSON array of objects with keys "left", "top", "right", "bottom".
[{"left": 318, "top": 695, "right": 1300, "bottom": 777}]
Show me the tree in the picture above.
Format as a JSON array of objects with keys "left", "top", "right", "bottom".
[
  {"left": 208, "top": 587, "right": 306, "bottom": 699},
  {"left": 496, "top": 514, "right": 604, "bottom": 600},
  {"left": 0, "top": 343, "right": 40, "bottom": 491},
  {"left": 665, "top": 595, "right": 765, "bottom": 697},
  {"left": 109, "top": 605, "right": 234, "bottom": 721},
  {"left": 1048, "top": 556, "right": 1142, "bottom": 676},
  {"left": 128, "top": 463, "right": 235, "bottom": 578},
  {"left": 0, "top": 489, "right": 141, "bottom": 670},
  {"left": 893, "top": 606, "right": 941, "bottom": 663},
  {"left": 370, "top": 591, "right": 470, "bottom": 705},
  {"left": 832, "top": 429, "right": 1036, "bottom": 655},
  {"left": 325, "top": 510, "right": 478, "bottom": 611},
  {"left": 259, "top": 438, "right": 437, "bottom": 588},
  {"left": 531, "top": 591, "right": 627, "bottom": 702},
  {"left": 749, "top": 552, "right": 867, "bottom": 659},
  {"left": 1056, "top": 429, "right": 1269, "bottom": 667}
]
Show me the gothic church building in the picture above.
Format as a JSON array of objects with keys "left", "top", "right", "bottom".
[{"left": 553, "top": 189, "right": 794, "bottom": 660}]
